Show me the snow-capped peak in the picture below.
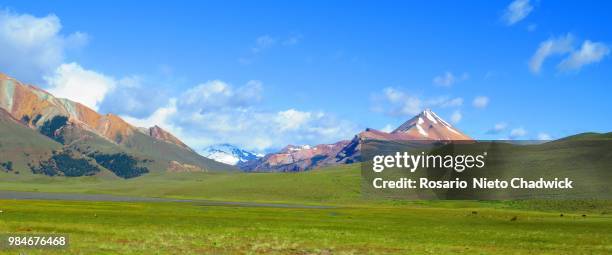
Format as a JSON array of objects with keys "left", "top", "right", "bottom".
[
  {"left": 199, "top": 144, "right": 261, "bottom": 165},
  {"left": 288, "top": 145, "right": 311, "bottom": 151},
  {"left": 390, "top": 109, "right": 472, "bottom": 140}
]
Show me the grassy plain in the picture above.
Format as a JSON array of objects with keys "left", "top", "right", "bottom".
[{"left": 0, "top": 164, "right": 610, "bottom": 254}]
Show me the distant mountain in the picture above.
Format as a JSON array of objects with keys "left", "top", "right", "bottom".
[
  {"left": 243, "top": 109, "right": 472, "bottom": 171},
  {"left": 391, "top": 109, "right": 471, "bottom": 140},
  {"left": 200, "top": 144, "right": 261, "bottom": 165},
  {"left": 241, "top": 141, "right": 350, "bottom": 172},
  {"left": 0, "top": 73, "right": 235, "bottom": 178}
]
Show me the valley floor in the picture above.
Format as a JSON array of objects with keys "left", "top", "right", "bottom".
[
  {"left": 0, "top": 164, "right": 610, "bottom": 254},
  {"left": 0, "top": 200, "right": 610, "bottom": 254}
]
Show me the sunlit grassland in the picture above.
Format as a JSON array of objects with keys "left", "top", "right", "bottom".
[{"left": 0, "top": 199, "right": 610, "bottom": 254}]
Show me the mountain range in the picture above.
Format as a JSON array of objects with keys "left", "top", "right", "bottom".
[
  {"left": 0, "top": 72, "right": 473, "bottom": 176},
  {"left": 200, "top": 144, "right": 262, "bottom": 165},
  {"left": 0, "top": 73, "right": 235, "bottom": 178},
  {"left": 240, "top": 109, "right": 472, "bottom": 171}
]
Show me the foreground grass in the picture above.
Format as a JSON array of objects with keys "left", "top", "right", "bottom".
[
  {"left": 0, "top": 164, "right": 362, "bottom": 205},
  {"left": 0, "top": 200, "right": 610, "bottom": 254},
  {"left": 1, "top": 164, "right": 611, "bottom": 254}
]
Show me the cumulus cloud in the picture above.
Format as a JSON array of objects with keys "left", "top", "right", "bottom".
[
  {"left": 252, "top": 35, "right": 276, "bottom": 53},
  {"left": 98, "top": 75, "right": 171, "bottom": 118},
  {"left": 379, "top": 87, "right": 422, "bottom": 115},
  {"left": 180, "top": 79, "right": 262, "bottom": 112},
  {"left": 374, "top": 87, "right": 463, "bottom": 116},
  {"left": 0, "top": 9, "right": 87, "bottom": 82},
  {"left": 558, "top": 40, "right": 610, "bottom": 71},
  {"left": 529, "top": 34, "right": 609, "bottom": 73},
  {"left": 44, "top": 63, "right": 115, "bottom": 111},
  {"left": 275, "top": 109, "right": 314, "bottom": 131},
  {"left": 502, "top": 0, "right": 533, "bottom": 25},
  {"left": 450, "top": 110, "right": 462, "bottom": 124},
  {"left": 486, "top": 122, "right": 507, "bottom": 134},
  {"left": 122, "top": 80, "right": 358, "bottom": 151},
  {"left": 241, "top": 34, "right": 303, "bottom": 64},
  {"left": 529, "top": 34, "right": 574, "bottom": 73},
  {"left": 432, "top": 72, "right": 468, "bottom": 87},
  {"left": 176, "top": 108, "right": 356, "bottom": 151},
  {"left": 426, "top": 97, "right": 464, "bottom": 108},
  {"left": 510, "top": 127, "right": 527, "bottom": 139},
  {"left": 122, "top": 98, "right": 179, "bottom": 131},
  {"left": 472, "top": 96, "right": 489, "bottom": 108},
  {"left": 537, "top": 133, "right": 552, "bottom": 140}
]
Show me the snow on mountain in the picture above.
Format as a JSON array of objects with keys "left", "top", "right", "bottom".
[
  {"left": 391, "top": 109, "right": 471, "bottom": 140},
  {"left": 200, "top": 144, "right": 261, "bottom": 165},
  {"left": 241, "top": 109, "right": 472, "bottom": 171}
]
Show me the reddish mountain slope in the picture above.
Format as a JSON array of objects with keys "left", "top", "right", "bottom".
[
  {"left": 391, "top": 109, "right": 471, "bottom": 140},
  {"left": 0, "top": 73, "right": 190, "bottom": 149},
  {"left": 241, "top": 140, "right": 350, "bottom": 172},
  {"left": 0, "top": 73, "right": 234, "bottom": 176},
  {"left": 244, "top": 109, "right": 472, "bottom": 171}
]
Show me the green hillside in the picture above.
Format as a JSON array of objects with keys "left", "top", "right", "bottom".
[
  {"left": 1, "top": 138, "right": 610, "bottom": 254},
  {"left": 123, "top": 131, "right": 235, "bottom": 172},
  {"left": 0, "top": 109, "right": 60, "bottom": 175},
  {"left": 0, "top": 111, "right": 235, "bottom": 179}
]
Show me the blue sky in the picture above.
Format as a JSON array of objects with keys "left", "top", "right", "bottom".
[{"left": 0, "top": 1, "right": 611, "bottom": 152}]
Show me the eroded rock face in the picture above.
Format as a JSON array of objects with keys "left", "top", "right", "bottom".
[
  {"left": 149, "top": 125, "right": 191, "bottom": 151},
  {"left": 241, "top": 140, "right": 350, "bottom": 172},
  {"left": 0, "top": 73, "right": 189, "bottom": 148},
  {"left": 243, "top": 109, "right": 472, "bottom": 172},
  {"left": 0, "top": 73, "right": 234, "bottom": 176},
  {"left": 167, "top": 160, "right": 204, "bottom": 173},
  {"left": 391, "top": 109, "right": 472, "bottom": 141}
]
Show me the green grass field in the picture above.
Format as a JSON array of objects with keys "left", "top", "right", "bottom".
[
  {"left": 0, "top": 164, "right": 611, "bottom": 254},
  {"left": 0, "top": 164, "right": 362, "bottom": 205}
]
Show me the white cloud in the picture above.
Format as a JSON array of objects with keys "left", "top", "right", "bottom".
[
  {"left": 180, "top": 108, "right": 356, "bottom": 151},
  {"left": 180, "top": 79, "right": 262, "bottom": 112},
  {"left": 472, "top": 96, "right": 489, "bottom": 108},
  {"left": 375, "top": 87, "right": 463, "bottom": 116},
  {"left": 537, "top": 133, "right": 552, "bottom": 140},
  {"left": 433, "top": 72, "right": 455, "bottom": 86},
  {"left": 381, "top": 87, "right": 422, "bottom": 115},
  {"left": 529, "top": 34, "right": 574, "bottom": 73},
  {"left": 529, "top": 34, "right": 609, "bottom": 73},
  {"left": 487, "top": 122, "right": 507, "bottom": 134},
  {"left": 44, "top": 63, "right": 115, "bottom": 111},
  {"left": 450, "top": 110, "right": 462, "bottom": 124},
  {"left": 122, "top": 80, "right": 357, "bottom": 151},
  {"left": 510, "top": 127, "right": 527, "bottom": 138},
  {"left": 99, "top": 75, "right": 172, "bottom": 118},
  {"left": 426, "top": 97, "right": 464, "bottom": 108},
  {"left": 433, "top": 72, "right": 468, "bottom": 87},
  {"left": 275, "top": 109, "right": 313, "bottom": 131},
  {"left": 502, "top": 0, "right": 534, "bottom": 25},
  {"left": 0, "top": 9, "right": 87, "bottom": 82},
  {"left": 558, "top": 40, "right": 610, "bottom": 71},
  {"left": 381, "top": 124, "right": 395, "bottom": 133},
  {"left": 122, "top": 98, "right": 179, "bottom": 130},
  {"left": 252, "top": 35, "right": 276, "bottom": 53}
]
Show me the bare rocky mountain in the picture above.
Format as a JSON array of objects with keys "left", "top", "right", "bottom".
[
  {"left": 243, "top": 109, "right": 472, "bottom": 171},
  {"left": 200, "top": 144, "right": 261, "bottom": 165},
  {"left": 0, "top": 73, "right": 234, "bottom": 178},
  {"left": 240, "top": 141, "right": 350, "bottom": 172},
  {"left": 391, "top": 108, "right": 471, "bottom": 140}
]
